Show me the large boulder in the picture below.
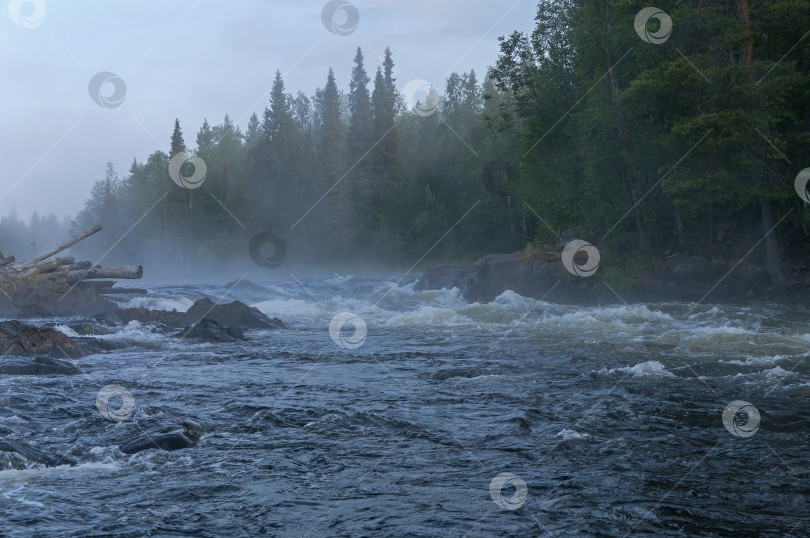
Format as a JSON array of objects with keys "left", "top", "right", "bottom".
[
  {"left": 184, "top": 298, "right": 285, "bottom": 329},
  {"left": 0, "top": 320, "right": 86, "bottom": 357},
  {"left": 109, "top": 299, "right": 284, "bottom": 335},
  {"left": 0, "top": 356, "right": 82, "bottom": 375}
]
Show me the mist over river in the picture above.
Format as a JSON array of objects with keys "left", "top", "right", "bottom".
[{"left": 1, "top": 275, "right": 808, "bottom": 536}]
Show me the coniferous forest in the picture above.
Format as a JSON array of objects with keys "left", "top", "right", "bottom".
[{"left": 36, "top": 1, "right": 810, "bottom": 283}]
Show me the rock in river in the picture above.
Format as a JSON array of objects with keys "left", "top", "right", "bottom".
[
  {"left": 176, "top": 318, "right": 245, "bottom": 342},
  {"left": 118, "top": 420, "right": 205, "bottom": 455},
  {"left": 184, "top": 298, "right": 285, "bottom": 329},
  {"left": 0, "top": 356, "right": 82, "bottom": 376},
  {"left": 0, "top": 320, "right": 86, "bottom": 357},
  {"left": 0, "top": 439, "right": 76, "bottom": 469}
]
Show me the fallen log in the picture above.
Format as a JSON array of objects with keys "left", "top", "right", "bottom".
[
  {"left": 22, "top": 258, "right": 60, "bottom": 275},
  {"left": 17, "top": 225, "right": 102, "bottom": 270},
  {"left": 66, "top": 261, "right": 93, "bottom": 271},
  {"left": 64, "top": 266, "right": 143, "bottom": 284},
  {"left": 0, "top": 225, "right": 145, "bottom": 317}
]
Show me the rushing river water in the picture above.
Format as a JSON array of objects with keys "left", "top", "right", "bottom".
[{"left": 1, "top": 275, "right": 808, "bottom": 536}]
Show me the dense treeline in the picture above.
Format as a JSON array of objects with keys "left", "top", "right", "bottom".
[
  {"left": 69, "top": 47, "right": 521, "bottom": 270},
  {"left": 489, "top": 0, "right": 810, "bottom": 284},
  {"left": 65, "top": 0, "right": 810, "bottom": 281}
]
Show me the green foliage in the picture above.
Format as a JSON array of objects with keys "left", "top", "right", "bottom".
[{"left": 61, "top": 12, "right": 809, "bottom": 274}]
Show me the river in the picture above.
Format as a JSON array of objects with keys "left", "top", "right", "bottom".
[{"left": 1, "top": 275, "right": 808, "bottom": 536}]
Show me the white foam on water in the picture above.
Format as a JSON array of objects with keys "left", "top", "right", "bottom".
[
  {"left": 385, "top": 306, "right": 475, "bottom": 327},
  {"left": 556, "top": 428, "right": 590, "bottom": 440},
  {"left": 93, "top": 320, "right": 166, "bottom": 344},
  {"left": 720, "top": 355, "right": 787, "bottom": 366},
  {"left": 609, "top": 361, "right": 676, "bottom": 378},
  {"left": 53, "top": 324, "right": 79, "bottom": 338},
  {"left": 252, "top": 298, "right": 325, "bottom": 318},
  {"left": 686, "top": 306, "right": 722, "bottom": 318},
  {"left": 764, "top": 366, "right": 796, "bottom": 381},
  {"left": 0, "top": 461, "right": 119, "bottom": 478},
  {"left": 124, "top": 295, "right": 195, "bottom": 313},
  {"left": 687, "top": 324, "right": 753, "bottom": 336},
  {"left": 537, "top": 305, "right": 676, "bottom": 337}
]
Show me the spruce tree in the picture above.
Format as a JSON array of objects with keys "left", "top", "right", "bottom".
[
  {"left": 170, "top": 119, "right": 186, "bottom": 157},
  {"left": 348, "top": 48, "right": 372, "bottom": 158},
  {"left": 318, "top": 68, "right": 348, "bottom": 245},
  {"left": 196, "top": 119, "right": 214, "bottom": 156},
  {"left": 245, "top": 113, "right": 260, "bottom": 147}
]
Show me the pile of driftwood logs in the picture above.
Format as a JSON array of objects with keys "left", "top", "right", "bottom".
[{"left": 0, "top": 225, "right": 145, "bottom": 316}]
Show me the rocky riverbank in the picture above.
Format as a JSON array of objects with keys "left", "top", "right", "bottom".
[{"left": 415, "top": 248, "right": 810, "bottom": 305}]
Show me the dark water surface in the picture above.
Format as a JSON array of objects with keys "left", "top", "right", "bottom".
[{"left": 1, "top": 275, "right": 808, "bottom": 536}]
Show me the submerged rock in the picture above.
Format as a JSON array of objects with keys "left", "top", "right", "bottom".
[
  {"left": 0, "top": 439, "right": 76, "bottom": 469},
  {"left": 118, "top": 420, "right": 204, "bottom": 455},
  {"left": 0, "top": 356, "right": 82, "bottom": 376}
]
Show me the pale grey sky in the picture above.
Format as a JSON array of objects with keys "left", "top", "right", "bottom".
[{"left": 0, "top": 0, "right": 537, "bottom": 220}]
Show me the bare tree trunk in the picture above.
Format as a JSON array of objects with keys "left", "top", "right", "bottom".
[
  {"left": 16, "top": 225, "right": 102, "bottom": 269},
  {"left": 61, "top": 266, "right": 144, "bottom": 283}
]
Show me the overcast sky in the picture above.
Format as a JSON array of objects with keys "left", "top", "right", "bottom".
[{"left": 0, "top": 0, "right": 537, "bottom": 221}]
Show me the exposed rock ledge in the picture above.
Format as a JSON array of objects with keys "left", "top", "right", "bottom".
[{"left": 416, "top": 250, "right": 806, "bottom": 304}]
